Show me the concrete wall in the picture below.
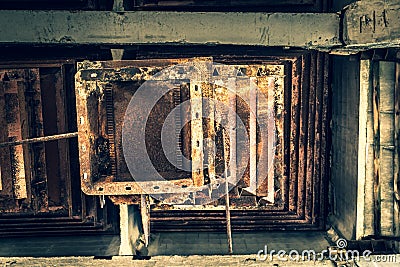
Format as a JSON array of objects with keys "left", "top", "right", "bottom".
[{"left": 330, "top": 55, "right": 360, "bottom": 239}]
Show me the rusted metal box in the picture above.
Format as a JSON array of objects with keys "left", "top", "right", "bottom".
[{"left": 75, "top": 51, "right": 329, "bottom": 231}]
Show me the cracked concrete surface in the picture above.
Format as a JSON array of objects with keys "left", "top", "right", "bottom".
[{"left": 0, "top": 256, "right": 336, "bottom": 267}]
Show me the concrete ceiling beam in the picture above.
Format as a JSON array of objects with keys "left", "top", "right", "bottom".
[{"left": 0, "top": 11, "right": 340, "bottom": 49}]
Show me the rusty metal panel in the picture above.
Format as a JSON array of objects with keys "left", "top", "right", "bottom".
[
  {"left": 0, "top": 62, "right": 114, "bottom": 236},
  {"left": 203, "top": 82, "right": 216, "bottom": 184},
  {"left": 75, "top": 58, "right": 210, "bottom": 196},
  {"left": 76, "top": 51, "right": 329, "bottom": 230},
  {"left": 190, "top": 82, "right": 204, "bottom": 187},
  {"left": 150, "top": 52, "right": 329, "bottom": 231},
  {"left": 1, "top": 79, "right": 28, "bottom": 200}
]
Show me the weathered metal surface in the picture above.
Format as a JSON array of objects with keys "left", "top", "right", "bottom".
[
  {"left": 343, "top": 1, "right": 400, "bottom": 49},
  {"left": 0, "top": 132, "right": 78, "bottom": 148},
  {"left": 0, "top": 63, "right": 114, "bottom": 236},
  {"left": 1, "top": 80, "right": 27, "bottom": 200},
  {"left": 77, "top": 54, "right": 328, "bottom": 230},
  {"left": 0, "top": 11, "right": 340, "bottom": 49},
  {"left": 190, "top": 82, "right": 204, "bottom": 187},
  {"left": 173, "top": 86, "right": 183, "bottom": 170},
  {"left": 222, "top": 128, "right": 232, "bottom": 254},
  {"left": 149, "top": 52, "right": 329, "bottom": 230},
  {"left": 104, "top": 85, "right": 117, "bottom": 176}
]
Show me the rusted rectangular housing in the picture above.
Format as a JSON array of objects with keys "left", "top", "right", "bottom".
[{"left": 76, "top": 51, "right": 329, "bottom": 230}]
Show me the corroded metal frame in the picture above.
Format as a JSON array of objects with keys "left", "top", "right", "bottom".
[{"left": 75, "top": 52, "right": 329, "bottom": 230}]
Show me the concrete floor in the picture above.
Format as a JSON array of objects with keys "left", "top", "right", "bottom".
[
  {"left": 148, "top": 231, "right": 330, "bottom": 256},
  {"left": 0, "top": 231, "right": 330, "bottom": 257},
  {"left": 1, "top": 255, "right": 400, "bottom": 266},
  {"left": 0, "top": 255, "right": 336, "bottom": 267},
  {"left": 1, "top": 232, "right": 398, "bottom": 266}
]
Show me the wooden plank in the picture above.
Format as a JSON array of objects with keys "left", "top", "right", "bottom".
[
  {"left": 3, "top": 80, "right": 27, "bottom": 200},
  {"left": 378, "top": 61, "right": 395, "bottom": 236},
  {"left": 365, "top": 60, "right": 376, "bottom": 237},
  {"left": 190, "top": 82, "right": 204, "bottom": 187},
  {"left": 372, "top": 61, "right": 381, "bottom": 234},
  {"left": 365, "top": 141, "right": 375, "bottom": 236},
  {"left": 356, "top": 60, "right": 372, "bottom": 239},
  {"left": 394, "top": 62, "right": 400, "bottom": 237}
]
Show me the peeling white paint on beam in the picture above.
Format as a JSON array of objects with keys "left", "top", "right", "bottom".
[{"left": 0, "top": 11, "right": 340, "bottom": 48}]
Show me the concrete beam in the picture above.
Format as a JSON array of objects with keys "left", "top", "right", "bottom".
[
  {"left": 343, "top": 0, "right": 400, "bottom": 49},
  {"left": 0, "top": 11, "right": 340, "bottom": 49}
]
